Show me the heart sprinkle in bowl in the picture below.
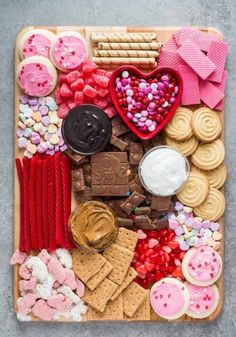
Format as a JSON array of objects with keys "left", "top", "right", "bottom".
[{"left": 109, "top": 66, "right": 183, "bottom": 140}]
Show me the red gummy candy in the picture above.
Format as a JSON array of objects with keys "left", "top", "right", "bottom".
[
  {"left": 74, "top": 91, "right": 84, "bottom": 105},
  {"left": 57, "top": 103, "right": 69, "bottom": 118},
  {"left": 58, "top": 73, "right": 67, "bottom": 85},
  {"left": 93, "top": 97, "right": 108, "bottom": 109},
  {"left": 60, "top": 83, "right": 74, "bottom": 98},
  {"left": 67, "top": 98, "right": 76, "bottom": 109},
  {"left": 66, "top": 70, "right": 81, "bottom": 84},
  {"left": 83, "top": 84, "right": 97, "bottom": 99},
  {"left": 84, "top": 77, "right": 95, "bottom": 86},
  {"left": 93, "top": 74, "right": 109, "bottom": 88},
  {"left": 95, "top": 68, "right": 107, "bottom": 76},
  {"left": 104, "top": 106, "right": 117, "bottom": 118},
  {"left": 70, "top": 78, "right": 84, "bottom": 92},
  {"left": 54, "top": 88, "right": 66, "bottom": 105},
  {"left": 82, "top": 60, "right": 97, "bottom": 74},
  {"left": 97, "top": 88, "right": 109, "bottom": 98}
]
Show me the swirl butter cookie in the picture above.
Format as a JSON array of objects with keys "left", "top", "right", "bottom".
[
  {"left": 164, "top": 107, "right": 193, "bottom": 141},
  {"left": 165, "top": 135, "right": 199, "bottom": 156},
  {"left": 193, "top": 187, "right": 225, "bottom": 221},
  {"left": 191, "top": 107, "right": 222, "bottom": 142},
  {"left": 192, "top": 163, "right": 227, "bottom": 189},
  {"left": 191, "top": 139, "right": 225, "bottom": 170},
  {"left": 177, "top": 172, "right": 209, "bottom": 207}
]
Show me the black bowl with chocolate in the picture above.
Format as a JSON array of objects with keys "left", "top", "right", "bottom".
[{"left": 62, "top": 104, "right": 112, "bottom": 155}]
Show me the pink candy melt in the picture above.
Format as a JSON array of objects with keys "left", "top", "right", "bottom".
[
  {"left": 18, "top": 63, "right": 53, "bottom": 96},
  {"left": 151, "top": 282, "right": 185, "bottom": 317},
  {"left": 187, "top": 246, "right": 221, "bottom": 282},
  {"left": 187, "top": 284, "right": 216, "bottom": 314},
  {"left": 23, "top": 34, "right": 51, "bottom": 58},
  {"left": 53, "top": 36, "right": 87, "bottom": 70}
]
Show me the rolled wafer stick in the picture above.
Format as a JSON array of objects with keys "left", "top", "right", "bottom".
[
  {"left": 92, "top": 57, "right": 156, "bottom": 66},
  {"left": 91, "top": 32, "right": 157, "bottom": 42},
  {"left": 97, "top": 63, "right": 158, "bottom": 70},
  {"left": 98, "top": 42, "right": 162, "bottom": 50},
  {"left": 93, "top": 48, "right": 159, "bottom": 58}
]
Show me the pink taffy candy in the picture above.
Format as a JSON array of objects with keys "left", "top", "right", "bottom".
[
  {"left": 76, "top": 278, "right": 85, "bottom": 297},
  {"left": 47, "top": 294, "right": 73, "bottom": 311},
  {"left": 38, "top": 249, "right": 51, "bottom": 265},
  {"left": 17, "top": 293, "right": 37, "bottom": 315},
  {"left": 32, "top": 299, "right": 56, "bottom": 321},
  {"left": 63, "top": 269, "right": 77, "bottom": 290},
  {"left": 19, "top": 277, "right": 37, "bottom": 292},
  {"left": 19, "top": 263, "right": 32, "bottom": 280}
]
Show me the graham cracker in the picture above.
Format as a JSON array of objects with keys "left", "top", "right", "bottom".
[
  {"left": 124, "top": 290, "right": 150, "bottom": 321},
  {"left": 86, "top": 260, "right": 113, "bottom": 291},
  {"left": 87, "top": 294, "right": 123, "bottom": 321},
  {"left": 115, "top": 227, "right": 138, "bottom": 252},
  {"left": 72, "top": 249, "right": 106, "bottom": 283},
  {"left": 110, "top": 267, "right": 138, "bottom": 301},
  {"left": 83, "top": 278, "right": 118, "bottom": 313},
  {"left": 103, "top": 243, "right": 134, "bottom": 285},
  {"left": 122, "top": 282, "right": 148, "bottom": 318}
]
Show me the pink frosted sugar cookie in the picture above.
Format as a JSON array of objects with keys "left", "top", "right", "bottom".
[
  {"left": 50, "top": 31, "right": 88, "bottom": 72},
  {"left": 150, "top": 278, "right": 190, "bottom": 320},
  {"left": 186, "top": 283, "right": 220, "bottom": 318},
  {"left": 18, "top": 29, "right": 55, "bottom": 59},
  {"left": 17, "top": 55, "right": 57, "bottom": 97},
  {"left": 182, "top": 246, "right": 222, "bottom": 286}
]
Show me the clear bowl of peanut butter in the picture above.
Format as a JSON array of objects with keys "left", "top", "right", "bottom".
[{"left": 69, "top": 201, "right": 119, "bottom": 252}]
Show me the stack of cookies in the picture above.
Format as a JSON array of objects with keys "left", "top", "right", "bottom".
[
  {"left": 72, "top": 227, "right": 150, "bottom": 320},
  {"left": 90, "top": 32, "right": 162, "bottom": 68},
  {"left": 164, "top": 106, "right": 226, "bottom": 221}
]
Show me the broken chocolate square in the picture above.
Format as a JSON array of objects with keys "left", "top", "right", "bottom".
[
  {"left": 151, "top": 196, "right": 171, "bottom": 211},
  {"left": 110, "top": 135, "right": 129, "bottom": 151},
  {"left": 72, "top": 168, "right": 85, "bottom": 192},
  {"left": 120, "top": 191, "right": 145, "bottom": 215},
  {"left": 129, "top": 142, "right": 143, "bottom": 166},
  {"left": 91, "top": 152, "right": 129, "bottom": 196},
  {"left": 112, "top": 116, "right": 130, "bottom": 137}
]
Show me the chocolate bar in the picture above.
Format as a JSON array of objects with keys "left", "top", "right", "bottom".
[
  {"left": 110, "top": 134, "right": 129, "bottom": 151},
  {"left": 104, "top": 198, "right": 128, "bottom": 218},
  {"left": 129, "top": 175, "right": 144, "bottom": 194},
  {"left": 76, "top": 186, "right": 93, "bottom": 203},
  {"left": 151, "top": 196, "right": 171, "bottom": 211},
  {"left": 120, "top": 191, "right": 145, "bottom": 215},
  {"left": 82, "top": 163, "right": 91, "bottom": 186},
  {"left": 134, "top": 206, "right": 151, "bottom": 216},
  {"left": 72, "top": 168, "right": 85, "bottom": 192},
  {"left": 152, "top": 218, "right": 169, "bottom": 229},
  {"left": 117, "top": 217, "right": 134, "bottom": 228},
  {"left": 91, "top": 152, "right": 129, "bottom": 196},
  {"left": 65, "top": 149, "right": 88, "bottom": 166},
  {"left": 112, "top": 115, "right": 130, "bottom": 137},
  {"left": 133, "top": 215, "right": 156, "bottom": 229},
  {"left": 129, "top": 142, "right": 143, "bottom": 166}
]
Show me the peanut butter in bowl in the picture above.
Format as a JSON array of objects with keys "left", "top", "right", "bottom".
[{"left": 69, "top": 201, "right": 118, "bottom": 252}]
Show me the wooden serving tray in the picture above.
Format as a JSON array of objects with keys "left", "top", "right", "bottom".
[{"left": 14, "top": 26, "right": 225, "bottom": 322}]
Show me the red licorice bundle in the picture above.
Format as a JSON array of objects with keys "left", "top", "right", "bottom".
[{"left": 15, "top": 153, "right": 74, "bottom": 252}]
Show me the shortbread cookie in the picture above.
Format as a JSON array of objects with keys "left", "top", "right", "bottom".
[
  {"left": 165, "top": 135, "right": 198, "bottom": 156},
  {"left": 194, "top": 187, "right": 225, "bottom": 221},
  {"left": 17, "top": 56, "right": 57, "bottom": 97},
  {"left": 192, "top": 163, "right": 227, "bottom": 189},
  {"left": 50, "top": 31, "right": 88, "bottom": 72},
  {"left": 150, "top": 278, "right": 190, "bottom": 320},
  {"left": 177, "top": 172, "right": 209, "bottom": 207},
  {"left": 191, "top": 107, "right": 222, "bottom": 142},
  {"left": 18, "top": 29, "right": 55, "bottom": 59},
  {"left": 191, "top": 139, "right": 225, "bottom": 170},
  {"left": 186, "top": 283, "right": 220, "bottom": 319},
  {"left": 182, "top": 246, "right": 222, "bottom": 286},
  {"left": 164, "top": 107, "right": 193, "bottom": 141}
]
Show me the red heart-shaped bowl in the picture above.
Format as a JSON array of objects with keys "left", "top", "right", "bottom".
[{"left": 109, "top": 66, "right": 183, "bottom": 140}]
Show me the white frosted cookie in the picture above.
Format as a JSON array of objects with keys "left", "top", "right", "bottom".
[
  {"left": 50, "top": 31, "right": 88, "bottom": 72},
  {"left": 186, "top": 283, "right": 220, "bottom": 319},
  {"left": 18, "top": 29, "right": 55, "bottom": 60},
  {"left": 17, "top": 55, "right": 57, "bottom": 97},
  {"left": 150, "top": 278, "right": 190, "bottom": 320},
  {"left": 182, "top": 246, "right": 222, "bottom": 286}
]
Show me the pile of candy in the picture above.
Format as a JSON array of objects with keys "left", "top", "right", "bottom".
[
  {"left": 55, "top": 60, "right": 116, "bottom": 119},
  {"left": 168, "top": 202, "right": 222, "bottom": 251},
  {"left": 11, "top": 249, "right": 87, "bottom": 321},
  {"left": 114, "top": 70, "right": 179, "bottom": 132},
  {"left": 17, "top": 95, "right": 67, "bottom": 158},
  {"left": 132, "top": 228, "right": 185, "bottom": 289}
]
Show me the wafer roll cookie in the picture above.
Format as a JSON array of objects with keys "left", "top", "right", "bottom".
[
  {"left": 92, "top": 57, "right": 156, "bottom": 66},
  {"left": 91, "top": 32, "right": 157, "bottom": 42},
  {"left": 97, "top": 63, "right": 157, "bottom": 70},
  {"left": 93, "top": 48, "right": 159, "bottom": 58},
  {"left": 98, "top": 42, "right": 162, "bottom": 50}
]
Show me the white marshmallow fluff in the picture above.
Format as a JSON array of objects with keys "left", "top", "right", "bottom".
[{"left": 139, "top": 146, "right": 189, "bottom": 196}]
